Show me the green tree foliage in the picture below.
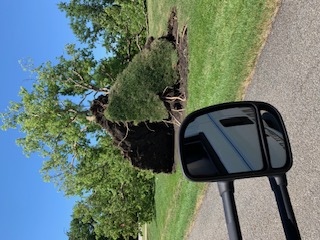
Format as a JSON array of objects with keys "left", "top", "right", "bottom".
[
  {"left": 1, "top": 44, "right": 116, "bottom": 193},
  {"left": 58, "top": 0, "right": 147, "bottom": 62},
  {"left": 67, "top": 215, "right": 101, "bottom": 240},
  {"left": 68, "top": 137, "right": 154, "bottom": 239},
  {"left": 105, "top": 39, "right": 178, "bottom": 123}
]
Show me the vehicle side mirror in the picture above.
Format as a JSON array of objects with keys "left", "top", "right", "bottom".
[{"left": 179, "top": 101, "right": 292, "bottom": 182}]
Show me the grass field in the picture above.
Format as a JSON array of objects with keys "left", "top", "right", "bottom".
[{"left": 146, "top": 0, "right": 279, "bottom": 239}]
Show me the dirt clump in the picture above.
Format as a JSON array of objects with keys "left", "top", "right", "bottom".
[{"left": 90, "top": 8, "right": 188, "bottom": 173}]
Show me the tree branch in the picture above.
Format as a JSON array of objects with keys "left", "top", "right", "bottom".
[{"left": 64, "top": 70, "right": 110, "bottom": 94}]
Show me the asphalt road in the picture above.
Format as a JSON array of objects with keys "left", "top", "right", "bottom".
[{"left": 187, "top": 0, "right": 320, "bottom": 239}]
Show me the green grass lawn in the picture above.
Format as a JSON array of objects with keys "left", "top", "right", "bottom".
[
  {"left": 147, "top": 168, "right": 206, "bottom": 240},
  {"left": 146, "top": 0, "right": 279, "bottom": 239}
]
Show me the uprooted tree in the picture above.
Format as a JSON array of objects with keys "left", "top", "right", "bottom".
[
  {"left": 1, "top": 0, "right": 178, "bottom": 185},
  {"left": 1, "top": 1, "right": 182, "bottom": 239}
]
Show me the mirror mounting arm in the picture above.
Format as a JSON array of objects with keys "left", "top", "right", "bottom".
[
  {"left": 218, "top": 181, "right": 242, "bottom": 240},
  {"left": 269, "top": 174, "right": 301, "bottom": 240}
]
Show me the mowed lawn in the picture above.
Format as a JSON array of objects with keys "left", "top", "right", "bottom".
[{"left": 146, "top": 0, "right": 279, "bottom": 239}]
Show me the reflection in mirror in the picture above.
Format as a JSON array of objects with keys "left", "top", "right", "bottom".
[
  {"left": 261, "top": 111, "right": 287, "bottom": 168},
  {"left": 183, "top": 106, "right": 264, "bottom": 178}
]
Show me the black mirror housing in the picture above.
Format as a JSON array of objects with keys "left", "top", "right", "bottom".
[{"left": 179, "top": 101, "right": 292, "bottom": 182}]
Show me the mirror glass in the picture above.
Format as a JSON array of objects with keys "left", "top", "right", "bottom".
[
  {"left": 183, "top": 106, "right": 264, "bottom": 178},
  {"left": 179, "top": 102, "right": 292, "bottom": 181},
  {"left": 261, "top": 110, "right": 287, "bottom": 168}
]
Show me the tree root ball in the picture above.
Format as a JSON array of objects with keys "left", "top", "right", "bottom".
[{"left": 90, "top": 8, "right": 188, "bottom": 173}]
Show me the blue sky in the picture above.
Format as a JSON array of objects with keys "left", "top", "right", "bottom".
[{"left": 0, "top": 1, "right": 96, "bottom": 239}]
